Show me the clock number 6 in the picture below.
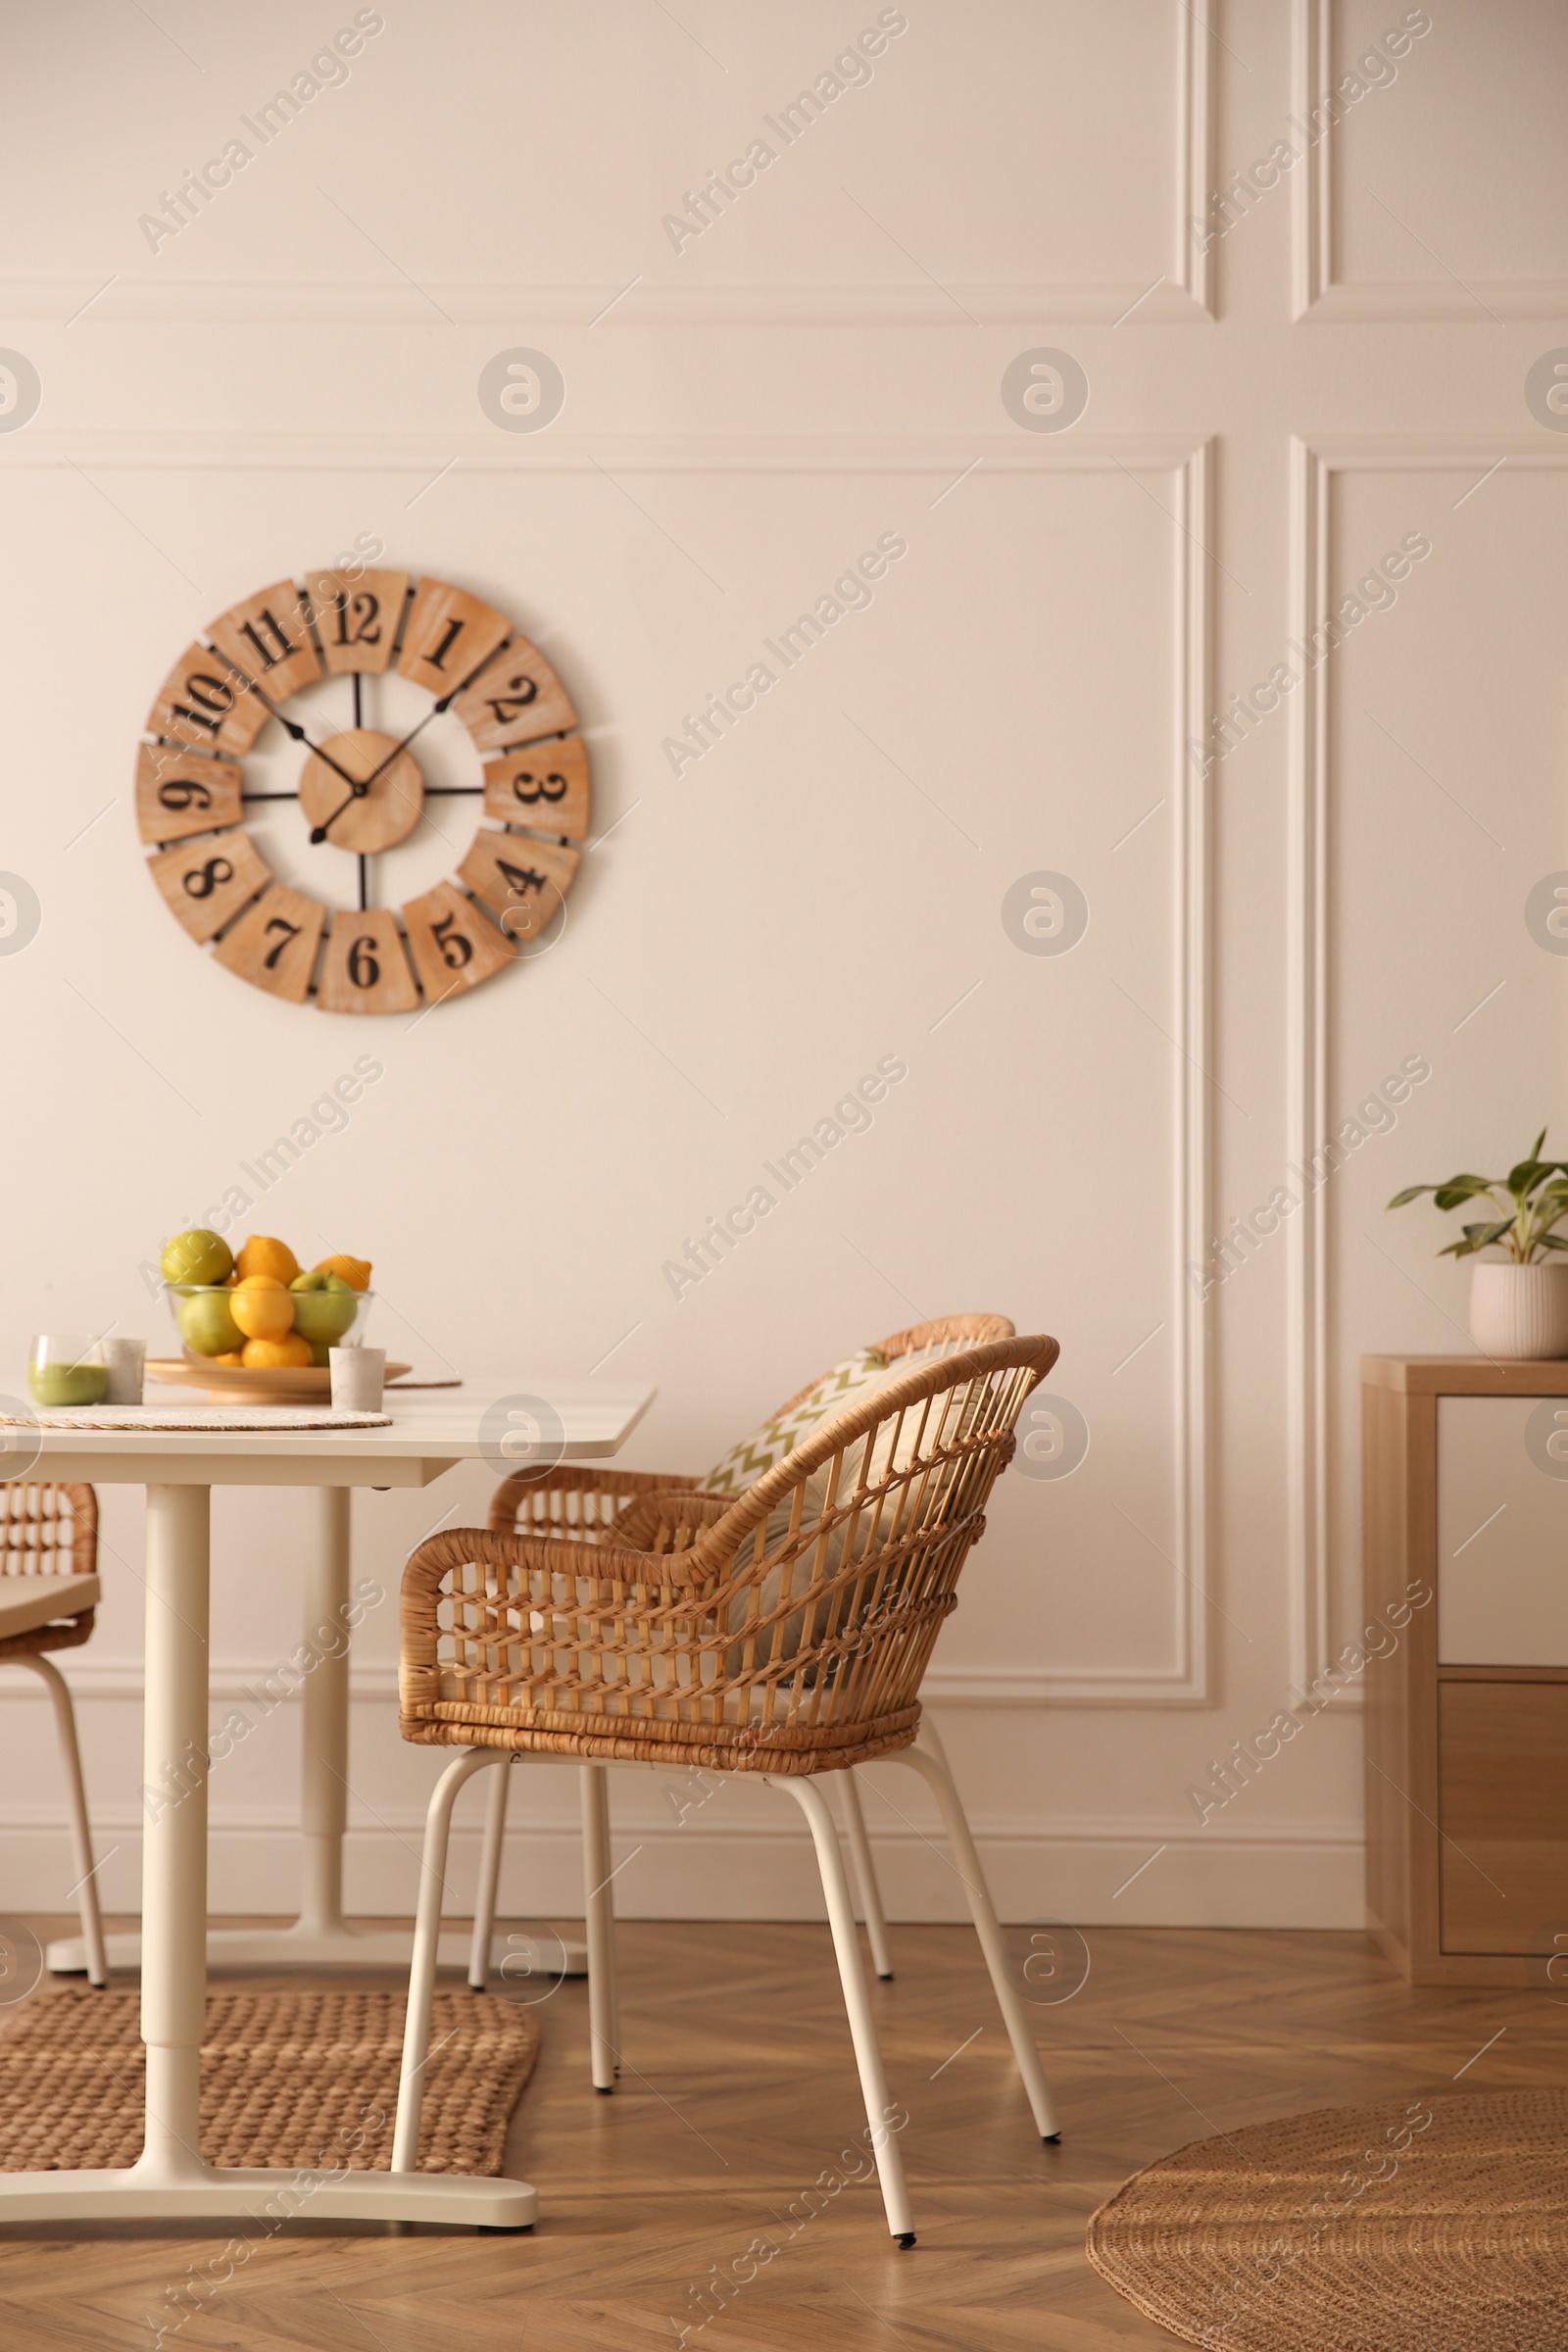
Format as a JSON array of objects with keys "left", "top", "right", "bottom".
[
  {"left": 347, "top": 935, "right": 380, "bottom": 989},
  {"left": 430, "top": 912, "right": 472, "bottom": 970}
]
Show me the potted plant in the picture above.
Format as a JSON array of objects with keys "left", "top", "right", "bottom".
[{"left": 1388, "top": 1129, "right": 1568, "bottom": 1357}]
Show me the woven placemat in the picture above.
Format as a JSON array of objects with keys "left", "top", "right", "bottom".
[
  {"left": 0, "top": 1988, "right": 538, "bottom": 2174},
  {"left": 1087, "top": 2087, "right": 1568, "bottom": 2352},
  {"left": 0, "top": 1406, "right": 392, "bottom": 1431}
]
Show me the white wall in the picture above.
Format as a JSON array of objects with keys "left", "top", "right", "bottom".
[{"left": 0, "top": 0, "right": 1561, "bottom": 1932}]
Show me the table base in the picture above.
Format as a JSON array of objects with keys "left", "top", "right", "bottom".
[
  {"left": 0, "top": 2158, "right": 537, "bottom": 2228},
  {"left": 46, "top": 1927, "right": 589, "bottom": 1976}
]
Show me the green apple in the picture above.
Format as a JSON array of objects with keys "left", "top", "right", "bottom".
[
  {"left": 289, "top": 1283, "right": 359, "bottom": 1344},
  {"left": 177, "top": 1288, "right": 243, "bottom": 1357},
  {"left": 162, "top": 1229, "right": 234, "bottom": 1288},
  {"left": 289, "top": 1270, "right": 328, "bottom": 1291}
]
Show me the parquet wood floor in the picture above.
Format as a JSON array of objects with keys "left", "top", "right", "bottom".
[{"left": 0, "top": 1913, "right": 1561, "bottom": 2349}]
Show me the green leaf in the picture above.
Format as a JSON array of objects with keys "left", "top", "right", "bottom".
[
  {"left": 1431, "top": 1178, "right": 1502, "bottom": 1211},
  {"left": 1539, "top": 1232, "right": 1568, "bottom": 1252},
  {"left": 1439, "top": 1219, "right": 1513, "bottom": 1259},
  {"left": 1507, "top": 1130, "right": 1553, "bottom": 1198}
]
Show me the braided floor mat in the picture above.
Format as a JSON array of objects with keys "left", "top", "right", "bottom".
[
  {"left": 0, "top": 1988, "right": 538, "bottom": 2174},
  {"left": 1087, "top": 2089, "right": 1568, "bottom": 2352}
]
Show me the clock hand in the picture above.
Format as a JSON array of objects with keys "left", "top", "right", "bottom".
[
  {"left": 352, "top": 686, "right": 462, "bottom": 794},
  {"left": 271, "top": 710, "right": 364, "bottom": 793},
  {"left": 354, "top": 640, "right": 514, "bottom": 792},
  {"left": 309, "top": 776, "right": 368, "bottom": 845}
]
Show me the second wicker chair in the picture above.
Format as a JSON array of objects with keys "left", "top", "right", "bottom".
[{"left": 389, "top": 1324, "right": 1059, "bottom": 2241}]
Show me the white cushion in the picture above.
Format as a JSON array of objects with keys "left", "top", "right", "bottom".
[{"left": 0, "top": 1575, "right": 99, "bottom": 1640}]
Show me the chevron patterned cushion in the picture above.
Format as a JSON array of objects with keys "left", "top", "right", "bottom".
[
  {"left": 702, "top": 1349, "right": 887, "bottom": 1495},
  {"left": 715, "top": 1342, "right": 978, "bottom": 1673}
]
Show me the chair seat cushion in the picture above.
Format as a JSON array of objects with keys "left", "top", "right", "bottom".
[{"left": 0, "top": 1574, "right": 100, "bottom": 1641}]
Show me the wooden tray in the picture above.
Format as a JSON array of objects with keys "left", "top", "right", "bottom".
[{"left": 147, "top": 1358, "right": 413, "bottom": 1406}]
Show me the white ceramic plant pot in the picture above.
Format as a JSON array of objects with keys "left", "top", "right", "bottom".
[{"left": 1469, "top": 1261, "right": 1568, "bottom": 1359}]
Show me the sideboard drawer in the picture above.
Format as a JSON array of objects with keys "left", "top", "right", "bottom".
[
  {"left": 1437, "top": 1396, "right": 1568, "bottom": 1665},
  {"left": 1439, "top": 1680, "right": 1568, "bottom": 1953}
]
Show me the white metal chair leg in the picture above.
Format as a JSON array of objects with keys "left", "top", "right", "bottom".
[
  {"left": 580, "top": 1763, "right": 619, "bottom": 2091},
  {"left": 393, "top": 1747, "right": 502, "bottom": 2172},
  {"left": 914, "top": 1706, "right": 951, "bottom": 1774},
  {"left": 20, "top": 1655, "right": 108, "bottom": 1988},
  {"left": 838, "top": 1769, "right": 894, "bottom": 1980},
  {"left": 892, "top": 1742, "right": 1060, "bottom": 2141},
  {"left": 468, "top": 1755, "right": 512, "bottom": 1989},
  {"left": 768, "top": 1775, "right": 914, "bottom": 2244}
]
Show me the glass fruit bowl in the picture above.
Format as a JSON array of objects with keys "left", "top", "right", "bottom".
[{"left": 163, "top": 1279, "right": 374, "bottom": 1371}]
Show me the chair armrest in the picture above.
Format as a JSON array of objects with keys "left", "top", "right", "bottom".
[{"left": 488, "top": 1464, "right": 702, "bottom": 1538}]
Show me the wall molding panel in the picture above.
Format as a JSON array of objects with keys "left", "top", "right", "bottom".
[
  {"left": 0, "top": 8, "right": 1213, "bottom": 330},
  {"left": 2, "top": 433, "right": 1211, "bottom": 1711},
  {"left": 1292, "top": 0, "right": 1568, "bottom": 321},
  {"left": 1285, "top": 435, "right": 1568, "bottom": 1697}
]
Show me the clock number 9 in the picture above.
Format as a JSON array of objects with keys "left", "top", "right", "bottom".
[
  {"left": 158, "top": 778, "right": 213, "bottom": 812},
  {"left": 430, "top": 912, "right": 472, "bottom": 970},
  {"left": 182, "top": 857, "right": 234, "bottom": 900},
  {"left": 512, "top": 768, "right": 567, "bottom": 806},
  {"left": 347, "top": 935, "right": 380, "bottom": 990}
]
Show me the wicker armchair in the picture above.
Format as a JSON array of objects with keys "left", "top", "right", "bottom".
[
  {"left": 465, "top": 1312, "right": 1018, "bottom": 1994},
  {"left": 0, "top": 1483, "right": 108, "bottom": 1985},
  {"left": 391, "top": 1326, "right": 1059, "bottom": 2241}
]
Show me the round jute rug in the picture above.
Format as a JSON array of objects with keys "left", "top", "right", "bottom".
[{"left": 1086, "top": 2087, "right": 1568, "bottom": 2352}]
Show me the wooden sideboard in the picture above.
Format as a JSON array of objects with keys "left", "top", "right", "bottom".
[{"left": 1364, "top": 1354, "right": 1568, "bottom": 1986}]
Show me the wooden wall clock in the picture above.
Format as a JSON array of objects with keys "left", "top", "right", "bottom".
[{"left": 136, "top": 571, "right": 589, "bottom": 1011}]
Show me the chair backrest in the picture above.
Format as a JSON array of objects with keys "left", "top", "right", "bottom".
[
  {"left": 404, "top": 1335, "right": 1055, "bottom": 1768},
  {"left": 0, "top": 1483, "right": 96, "bottom": 1580},
  {"left": 766, "top": 1314, "right": 1015, "bottom": 1419}
]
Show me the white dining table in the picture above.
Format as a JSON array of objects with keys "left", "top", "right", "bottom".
[{"left": 0, "top": 1380, "right": 652, "bottom": 2227}]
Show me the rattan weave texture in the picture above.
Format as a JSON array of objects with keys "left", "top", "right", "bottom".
[
  {"left": 1087, "top": 2088, "right": 1568, "bottom": 2351},
  {"left": 0, "top": 1988, "right": 538, "bottom": 2174},
  {"left": 400, "top": 1324, "right": 1055, "bottom": 1774}
]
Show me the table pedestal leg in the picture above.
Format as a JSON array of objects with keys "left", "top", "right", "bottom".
[
  {"left": 47, "top": 1484, "right": 584, "bottom": 1980},
  {"left": 299, "top": 1487, "right": 350, "bottom": 1936},
  {"left": 2, "top": 1479, "right": 536, "bottom": 2225},
  {"left": 132, "top": 1483, "right": 211, "bottom": 2189}
]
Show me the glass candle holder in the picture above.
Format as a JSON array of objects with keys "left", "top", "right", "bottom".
[{"left": 28, "top": 1335, "right": 107, "bottom": 1408}]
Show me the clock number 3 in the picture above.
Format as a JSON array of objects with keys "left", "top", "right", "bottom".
[
  {"left": 512, "top": 768, "right": 566, "bottom": 807},
  {"left": 430, "top": 912, "right": 472, "bottom": 969}
]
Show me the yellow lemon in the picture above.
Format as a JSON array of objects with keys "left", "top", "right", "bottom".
[
  {"left": 313, "top": 1253, "right": 371, "bottom": 1292},
  {"left": 230, "top": 1275, "right": 295, "bottom": 1342},
  {"left": 236, "top": 1235, "right": 301, "bottom": 1286},
  {"left": 214, "top": 1350, "right": 246, "bottom": 1367},
  {"left": 241, "top": 1334, "right": 314, "bottom": 1369}
]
